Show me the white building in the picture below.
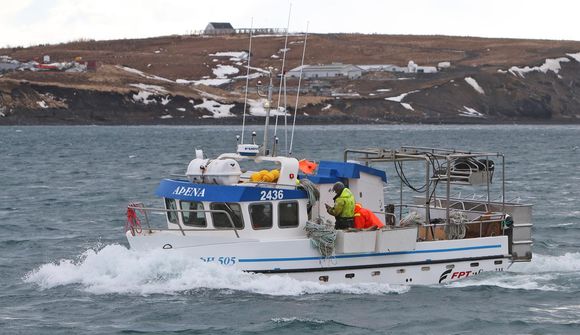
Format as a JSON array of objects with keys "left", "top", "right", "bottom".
[
  {"left": 357, "top": 61, "right": 438, "bottom": 74},
  {"left": 287, "top": 63, "right": 363, "bottom": 79},
  {"left": 408, "top": 60, "right": 438, "bottom": 73}
]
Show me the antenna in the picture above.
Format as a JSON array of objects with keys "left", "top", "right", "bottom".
[
  {"left": 273, "top": 3, "right": 292, "bottom": 147},
  {"left": 289, "top": 22, "right": 309, "bottom": 156},
  {"left": 240, "top": 18, "right": 254, "bottom": 144},
  {"left": 283, "top": 73, "right": 288, "bottom": 154}
]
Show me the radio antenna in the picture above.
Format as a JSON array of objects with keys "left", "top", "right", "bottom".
[
  {"left": 273, "top": 3, "right": 292, "bottom": 149},
  {"left": 289, "top": 22, "right": 308, "bottom": 156},
  {"left": 240, "top": 18, "right": 254, "bottom": 144}
]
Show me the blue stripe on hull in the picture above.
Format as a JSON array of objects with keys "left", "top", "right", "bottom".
[{"left": 238, "top": 244, "right": 502, "bottom": 263}]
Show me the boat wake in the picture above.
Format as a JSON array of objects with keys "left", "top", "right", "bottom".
[
  {"left": 445, "top": 252, "right": 580, "bottom": 291},
  {"left": 23, "top": 244, "right": 408, "bottom": 296}
]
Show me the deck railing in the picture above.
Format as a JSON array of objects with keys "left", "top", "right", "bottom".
[{"left": 127, "top": 203, "right": 240, "bottom": 238}]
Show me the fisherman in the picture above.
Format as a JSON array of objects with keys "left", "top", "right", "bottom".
[
  {"left": 353, "top": 203, "right": 385, "bottom": 230},
  {"left": 325, "top": 181, "right": 355, "bottom": 229}
]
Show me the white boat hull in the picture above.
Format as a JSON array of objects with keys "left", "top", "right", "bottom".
[{"left": 127, "top": 231, "right": 509, "bottom": 285}]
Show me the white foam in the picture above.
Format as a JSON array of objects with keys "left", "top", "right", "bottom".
[
  {"left": 511, "top": 252, "right": 580, "bottom": 273},
  {"left": 272, "top": 317, "right": 326, "bottom": 324},
  {"left": 24, "top": 245, "right": 408, "bottom": 296},
  {"left": 446, "top": 272, "right": 560, "bottom": 291},
  {"left": 445, "top": 253, "right": 580, "bottom": 292}
]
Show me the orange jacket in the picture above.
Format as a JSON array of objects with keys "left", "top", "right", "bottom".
[{"left": 353, "top": 203, "right": 385, "bottom": 229}]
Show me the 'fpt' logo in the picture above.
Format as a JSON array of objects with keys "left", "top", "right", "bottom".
[
  {"left": 439, "top": 269, "right": 483, "bottom": 283},
  {"left": 439, "top": 269, "right": 452, "bottom": 283}
]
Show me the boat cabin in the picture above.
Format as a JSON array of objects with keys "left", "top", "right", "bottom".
[{"left": 155, "top": 152, "right": 388, "bottom": 239}]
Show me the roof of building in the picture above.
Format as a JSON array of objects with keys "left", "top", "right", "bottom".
[
  {"left": 288, "top": 63, "right": 362, "bottom": 73},
  {"left": 208, "top": 22, "right": 234, "bottom": 29}
]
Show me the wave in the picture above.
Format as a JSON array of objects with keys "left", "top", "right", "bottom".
[
  {"left": 446, "top": 272, "right": 560, "bottom": 291},
  {"left": 23, "top": 244, "right": 408, "bottom": 296},
  {"left": 511, "top": 252, "right": 580, "bottom": 273},
  {"left": 444, "top": 252, "right": 580, "bottom": 291}
]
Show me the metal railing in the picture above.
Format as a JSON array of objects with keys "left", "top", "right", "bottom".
[
  {"left": 394, "top": 203, "right": 507, "bottom": 239},
  {"left": 127, "top": 203, "right": 240, "bottom": 238}
]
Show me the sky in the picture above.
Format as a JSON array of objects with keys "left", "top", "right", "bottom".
[{"left": 2, "top": 0, "right": 580, "bottom": 47}]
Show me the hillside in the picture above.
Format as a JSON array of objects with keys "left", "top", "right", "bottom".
[{"left": 1, "top": 33, "right": 580, "bottom": 124}]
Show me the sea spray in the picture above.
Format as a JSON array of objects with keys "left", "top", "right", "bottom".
[{"left": 24, "top": 244, "right": 409, "bottom": 296}]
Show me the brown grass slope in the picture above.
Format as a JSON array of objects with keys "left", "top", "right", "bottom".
[{"left": 1, "top": 33, "right": 580, "bottom": 124}]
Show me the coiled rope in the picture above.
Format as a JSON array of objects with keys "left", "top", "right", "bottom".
[
  {"left": 125, "top": 203, "right": 143, "bottom": 235},
  {"left": 446, "top": 211, "right": 467, "bottom": 239},
  {"left": 297, "top": 178, "right": 320, "bottom": 207},
  {"left": 399, "top": 211, "right": 422, "bottom": 227},
  {"left": 304, "top": 218, "right": 336, "bottom": 257}
]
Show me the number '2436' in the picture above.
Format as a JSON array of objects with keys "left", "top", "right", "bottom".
[{"left": 260, "top": 190, "right": 284, "bottom": 200}]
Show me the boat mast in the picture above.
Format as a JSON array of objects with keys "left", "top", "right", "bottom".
[
  {"left": 258, "top": 69, "right": 274, "bottom": 156},
  {"left": 274, "top": 4, "right": 292, "bottom": 153},
  {"left": 240, "top": 18, "right": 254, "bottom": 144},
  {"left": 289, "top": 22, "right": 309, "bottom": 156}
]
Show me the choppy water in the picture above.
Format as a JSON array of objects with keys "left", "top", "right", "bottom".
[{"left": 1, "top": 125, "right": 580, "bottom": 334}]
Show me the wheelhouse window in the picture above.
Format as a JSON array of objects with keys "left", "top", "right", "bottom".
[
  {"left": 180, "top": 201, "right": 206, "bottom": 227},
  {"left": 210, "top": 203, "right": 244, "bottom": 229},
  {"left": 250, "top": 203, "right": 273, "bottom": 229},
  {"left": 279, "top": 201, "right": 299, "bottom": 228},
  {"left": 165, "top": 198, "right": 178, "bottom": 224}
]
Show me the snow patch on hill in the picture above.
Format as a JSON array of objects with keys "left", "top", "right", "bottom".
[
  {"left": 385, "top": 90, "right": 419, "bottom": 112},
  {"left": 508, "top": 57, "right": 569, "bottom": 78},
  {"left": 194, "top": 98, "right": 235, "bottom": 118},
  {"left": 385, "top": 90, "right": 419, "bottom": 102},
  {"left": 458, "top": 106, "right": 485, "bottom": 118},
  {"left": 209, "top": 51, "right": 249, "bottom": 61},
  {"left": 118, "top": 66, "right": 173, "bottom": 83},
  {"left": 130, "top": 84, "right": 168, "bottom": 104},
  {"left": 567, "top": 52, "right": 580, "bottom": 62},
  {"left": 464, "top": 77, "right": 485, "bottom": 94},
  {"left": 213, "top": 65, "right": 239, "bottom": 79},
  {"left": 248, "top": 99, "right": 287, "bottom": 116}
]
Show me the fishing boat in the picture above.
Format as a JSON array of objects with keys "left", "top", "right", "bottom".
[
  {"left": 125, "top": 137, "right": 532, "bottom": 285},
  {"left": 124, "top": 26, "right": 532, "bottom": 285}
]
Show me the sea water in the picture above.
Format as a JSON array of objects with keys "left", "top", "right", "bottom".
[{"left": 1, "top": 125, "right": 580, "bottom": 334}]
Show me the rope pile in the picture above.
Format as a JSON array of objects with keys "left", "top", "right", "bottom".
[
  {"left": 304, "top": 218, "right": 336, "bottom": 257},
  {"left": 125, "top": 203, "right": 143, "bottom": 235},
  {"left": 446, "top": 210, "right": 467, "bottom": 239},
  {"left": 399, "top": 211, "right": 422, "bottom": 227},
  {"left": 298, "top": 178, "right": 320, "bottom": 207}
]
